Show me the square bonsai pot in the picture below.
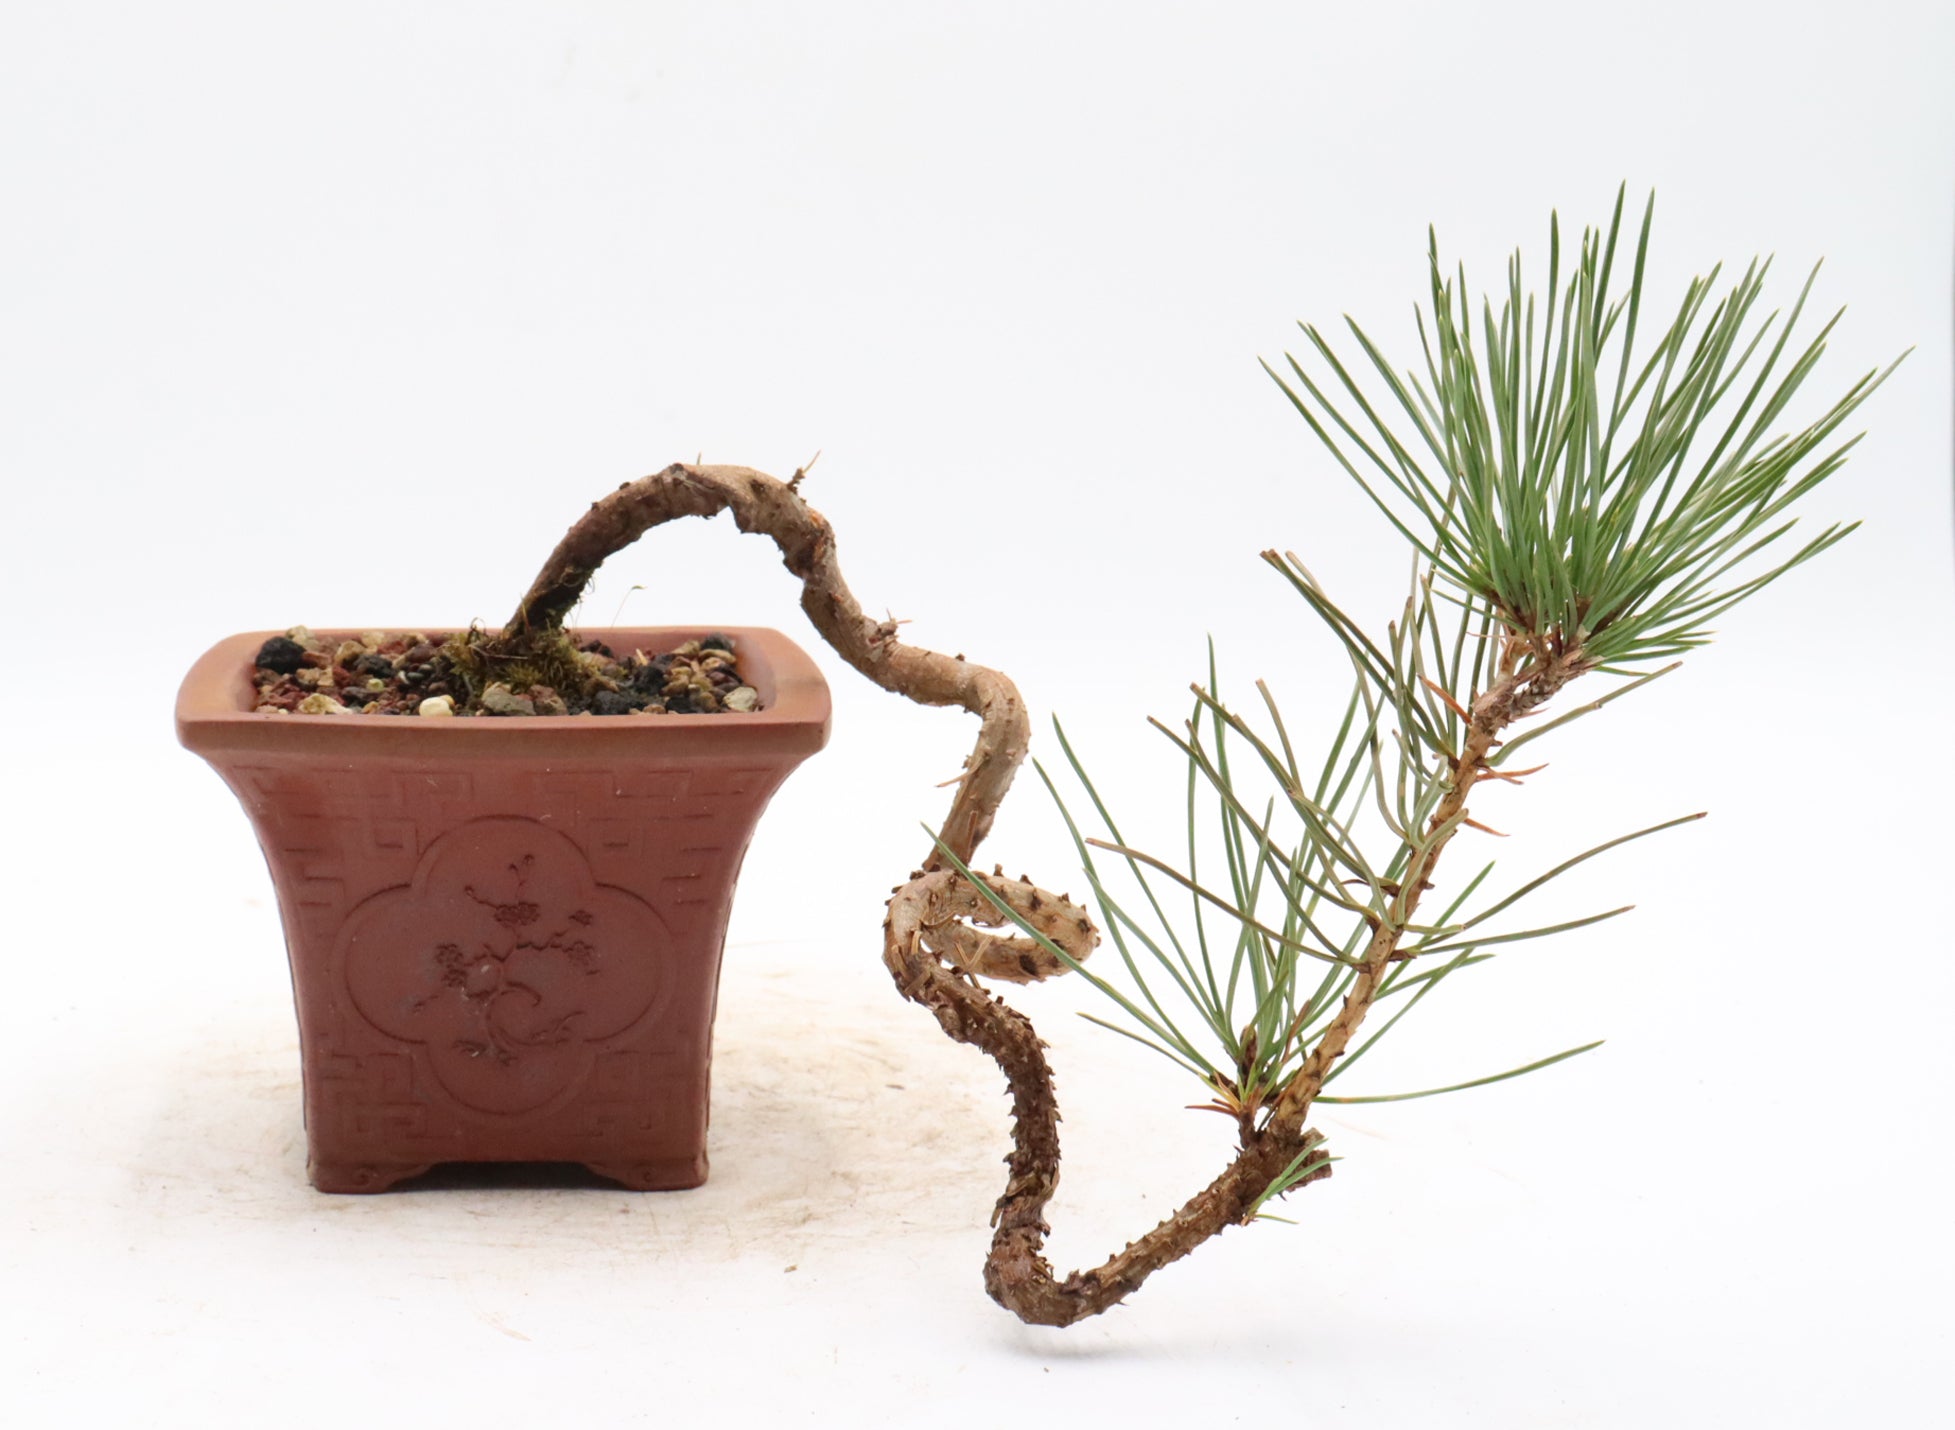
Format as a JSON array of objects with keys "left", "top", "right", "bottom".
[{"left": 177, "top": 626, "right": 830, "bottom": 1193}]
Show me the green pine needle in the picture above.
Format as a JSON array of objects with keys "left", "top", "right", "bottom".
[{"left": 1001, "top": 192, "right": 1887, "bottom": 1183}]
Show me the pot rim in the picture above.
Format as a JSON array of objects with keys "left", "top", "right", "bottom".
[{"left": 176, "top": 624, "right": 832, "bottom": 759}]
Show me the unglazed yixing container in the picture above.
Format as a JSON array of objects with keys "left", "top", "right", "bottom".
[{"left": 177, "top": 626, "right": 830, "bottom": 1193}]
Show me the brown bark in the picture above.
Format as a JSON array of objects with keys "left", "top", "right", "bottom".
[
  {"left": 507, "top": 463, "right": 1027, "bottom": 868},
  {"left": 954, "top": 630, "right": 1581, "bottom": 1326},
  {"left": 883, "top": 868, "right": 1331, "bottom": 1325},
  {"left": 508, "top": 463, "right": 1586, "bottom": 1327},
  {"left": 1267, "top": 631, "right": 1582, "bottom": 1134}
]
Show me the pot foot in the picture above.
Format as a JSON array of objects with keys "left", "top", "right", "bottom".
[
  {"left": 584, "top": 1154, "right": 709, "bottom": 1191},
  {"left": 310, "top": 1159, "right": 436, "bottom": 1194}
]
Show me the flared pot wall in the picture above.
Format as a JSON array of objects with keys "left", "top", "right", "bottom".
[{"left": 177, "top": 626, "right": 830, "bottom": 1193}]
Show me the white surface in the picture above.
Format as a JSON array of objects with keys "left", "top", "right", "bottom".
[{"left": 4, "top": 2, "right": 1952, "bottom": 1425}]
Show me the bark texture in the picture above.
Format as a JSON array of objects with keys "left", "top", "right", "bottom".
[
  {"left": 508, "top": 464, "right": 1586, "bottom": 1327},
  {"left": 508, "top": 463, "right": 1028, "bottom": 866}
]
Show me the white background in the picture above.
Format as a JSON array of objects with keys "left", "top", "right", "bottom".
[{"left": 4, "top": 2, "right": 1952, "bottom": 1425}]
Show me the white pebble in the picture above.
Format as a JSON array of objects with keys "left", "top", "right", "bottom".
[{"left": 418, "top": 695, "right": 456, "bottom": 717}]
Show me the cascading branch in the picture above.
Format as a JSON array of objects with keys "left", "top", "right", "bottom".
[
  {"left": 493, "top": 189, "right": 1899, "bottom": 1327},
  {"left": 927, "top": 187, "right": 1901, "bottom": 1323}
]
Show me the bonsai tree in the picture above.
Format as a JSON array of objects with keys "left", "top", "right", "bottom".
[{"left": 471, "top": 189, "right": 1897, "bottom": 1325}]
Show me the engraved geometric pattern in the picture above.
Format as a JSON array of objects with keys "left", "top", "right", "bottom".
[{"left": 225, "top": 758, "right": 785, "bottom": 1169}]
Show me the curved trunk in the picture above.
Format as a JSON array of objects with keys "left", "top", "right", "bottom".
[{"left": 508, "top": 462, "right": 1583, "bottom": 1325}]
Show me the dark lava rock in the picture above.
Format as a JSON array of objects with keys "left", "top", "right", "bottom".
[
  {"left": 628, "top": 658, "right": 671, "bottom": 696},
  {"left": 354, "top": 653, "right": 396, "bottom": 679},
  {"left": 402, "top": 652, "right": 454, "bottom": 690},
  {"left": 700, "top": 633, "right": 733, "bottom": 653},
  {"left": 592, "top": 690, "right": 645, "bottom": 717},
  {"left": 255, "top": 636, "right": 307, "bottom": 675}
]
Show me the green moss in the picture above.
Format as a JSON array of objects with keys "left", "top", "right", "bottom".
[{"left": 443, "top": 624, "right": 591, "bottom": 711}]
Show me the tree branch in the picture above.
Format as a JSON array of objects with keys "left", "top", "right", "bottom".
[
  {"left": 508, "top": 462, "right": 1026, "bottom": 868},
  {"left": 507, "top": 463, "right": 1586, "bottom": 1327}
]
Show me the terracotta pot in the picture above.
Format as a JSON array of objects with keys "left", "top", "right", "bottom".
[{"left": 177, "top": 626, "right": 830, "bottom": 1193}]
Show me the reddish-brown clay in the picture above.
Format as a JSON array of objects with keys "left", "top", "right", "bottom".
[{"left": 177, "top": 626, "right": 830, "bottom": 1193}]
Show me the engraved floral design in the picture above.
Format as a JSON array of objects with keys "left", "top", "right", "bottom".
[
  {"left": 412, "top": 853, "right": 604, "bottom": 1066},
  {"left": 339, "top": 818, "right": 667, "bottom": 1115}
]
